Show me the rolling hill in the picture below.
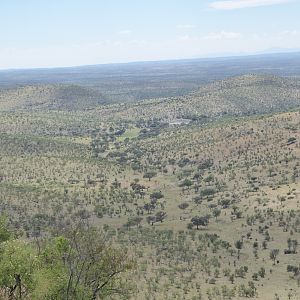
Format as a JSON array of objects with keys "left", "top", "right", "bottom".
[
  {"left": 90, "top": 74, "right": 300, "bottom": 122},
  {"left": 1, "top": 52, "right": 300, "bottom": 103},
  {"left": 0, "top": 84, "right": 106, "bottom": 111},
  {"left": 1, "top": 74, "right": 300, "bottom": 119},
  {"left": 1, "top": 68, "right": 300, "bottom": 299}
]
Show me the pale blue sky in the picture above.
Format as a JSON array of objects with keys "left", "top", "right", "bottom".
[{"left": 1, "top": 0, "right": 300, "bottom": 69}]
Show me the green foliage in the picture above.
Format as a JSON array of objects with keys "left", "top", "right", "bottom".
[
  {"left": 0, "top": 217, "right": 11, "bottom": 243},
  {"left": 0, "top": 240, "right": 37, "bottom": 298},
  {"left": 0, "top": 225, "right": 134, "bottom": 300}
]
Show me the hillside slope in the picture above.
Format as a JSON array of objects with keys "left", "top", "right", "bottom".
[
  {"left": 0, "top": 84, "right": 106, "bottom": 111},
  {"left": 98, "top": 74, "right": 300, "bottom": 122},
  {"left": 188, "top": 74, "right": 300, "bottom": 115},
  {"left": 1, "top": 107, "right": 300, "bottom": 299},
  {"left": 1, "top": 74, "right": 299, "bottom": 117}
]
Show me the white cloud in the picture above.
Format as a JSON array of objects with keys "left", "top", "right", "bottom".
[
  {"left": 210, "top": 0, "right": 293, "bottom": 10},
  {"left": 118, "top": 30, "right": 132, "bottom": 35},
  {"left": 176, "top": 35, "right": 191, "bottom": 42},
  {"left": 176, "top": 24, "right": 196, "bottom": 29},
  {"left": 202, "top": 31, "right": 242, "bottom": 40},
  {"left": 278, "top": 30, "right": 300, "bottom": 36}
]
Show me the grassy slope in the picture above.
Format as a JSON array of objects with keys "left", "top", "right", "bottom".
[
  {"left": 1, "top": 75, "right": 300, "bottom": 299},
  {"left": 0, "top": 108, "right": 300, "bottom": 299},
  {"left": 0, "top": 84, "right": 106, "bottom": 111},
  {"left": 81, "top": 74, "right": 300, "bottom": 122}
]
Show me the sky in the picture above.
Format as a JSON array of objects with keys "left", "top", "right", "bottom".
[{"left": 1, "top": 0, "right": 300, "bottom": 69}]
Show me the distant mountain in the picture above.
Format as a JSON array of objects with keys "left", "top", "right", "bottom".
[{"left": 0, "top": 84, "right": 106, "bottom": 111}]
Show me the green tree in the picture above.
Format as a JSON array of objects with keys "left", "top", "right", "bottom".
[
  {"left": 270, "top": 249, "right": 279, "bottom": 265},
  {"left": 0, "top": 240, "right": 37, "bottom": 299},
  {"left": 235, "top": 240, "right": 243, "bottom": 260},
  {"left": 0, "top": 216, "right": 11, "bottom": 243},
  {"left": 191, "top": 215, "right": 210, "bottom": 230},
  {"left": 212, "top": 209, "right": 221, "bottom": 221},
  {"left": 0, "top": 222, "right": 135, "bottom": 300},
  {"left": 143, "top": 171, "right": 157, "bottom": 181}
]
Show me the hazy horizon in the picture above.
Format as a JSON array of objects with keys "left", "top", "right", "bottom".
[{"left": 1, "top": 48, "right": 300, "bottom": 72}]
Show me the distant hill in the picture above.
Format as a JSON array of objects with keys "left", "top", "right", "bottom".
[
  {"left": 0, "top": 84, "right": 106, "bottom": 111},
  {"left": 1, "top": 52, "right": 300, "bottom": 103},
  {"left": 99, "top": 74, "right": 300, "bottom": 121},
  {"left": 196, "top": 74, "right": 300, "bottom": 91},
  {"left": 1, "top": 74, "right": 300, "bottom": 117},
  {"left": 184, "top": 74, "right": 300, "bottom": 116}
]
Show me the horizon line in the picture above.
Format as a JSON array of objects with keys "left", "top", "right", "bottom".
[{"left": 1, "top": 50, "right": 300, "bottom": 72}]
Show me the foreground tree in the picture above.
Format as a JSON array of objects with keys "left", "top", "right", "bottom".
[
  {"left": 0, "top": 240, "right": 36, "bottom": 299},
  {"left": 0, "top": 217, "right": 11, "bottom": 243},
  {"left": 56, "top": 223, "right": 134, "bottom": 300},
  {"left": 0, "top": 219, "right": 134, "bottom": 300}
]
